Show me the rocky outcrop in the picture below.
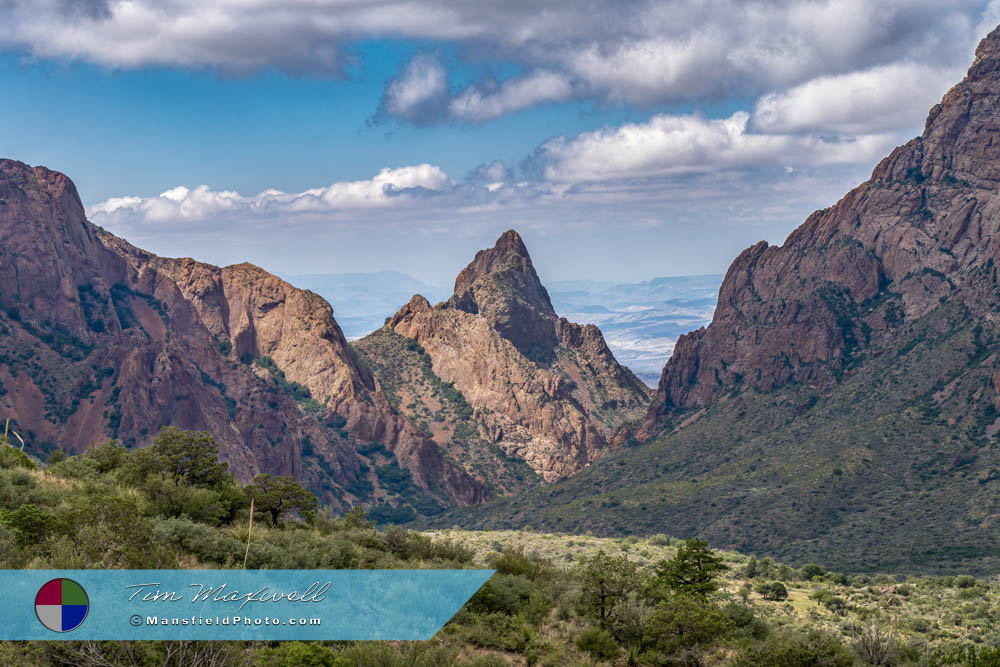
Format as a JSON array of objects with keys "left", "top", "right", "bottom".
[
  {"left": 383, "top": 230, "right": 651, "bottom": 481},
  {"left": 639, "top": 25, "right": 1000, "bottom": 438},
  {"left": 0, "top": 159, "right": 486, "bottom": 508}
]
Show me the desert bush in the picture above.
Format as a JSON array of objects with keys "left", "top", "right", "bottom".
[
  {"left": 468, "top": 574, "right": 536, "bottom": 616},
  {"left": 643, "top": 595, "right": 728, "bottom": 656},
  {"left": 0, "top": 444, "right": 36, "bottom": 470},
  {"left": 733, "top": 630, "right": 856, "bottom": 667},
  {"left": 140, "top": 472, "right": 232, "bottom": 524},
  {"left": 0, "top": 502, "right": 56, "bottom": 546},
  {"left": 575, "top": 626, "right": 620, "bottom": 660},
  {"left": 800, "top": 563, "right": 827, "bottom": 580},
  {"left": 851, "top": 623, "right": 901, "bottom": 666},
  {"left": 488, "top": 545, "right": 550, "bottom": 580}
]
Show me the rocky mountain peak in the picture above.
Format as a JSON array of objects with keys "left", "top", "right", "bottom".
[
  {"left": 873, "top": 25, "right": 1000, "bottom": 189},
  {"left": 639, "top": 24, "right": 1000, "bottom": 437},
  {"left": 972, "top": 24, "right": 1000, "bottom": 70},
  {"left": 380, "top": 229, "right": 651, "bottom": 482},
  {"left": 0, "top": 159, "right": 119, "bottom": 335},
  {"left": 452, "top": 230, "right": 533, "bottom": 289},
  {"left": 446, "top": 229, "right": 557, "bottom": 356}
]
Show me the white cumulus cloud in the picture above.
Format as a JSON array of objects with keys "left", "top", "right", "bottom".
[
  {"left": 380, "top": 53, "right": 449, "bottom": 122},
  {"left": 533, "top": 111, "right": 897, "bottom": 183},
  {"left": 448, "top": 71, "right": 573, "bottom": 122},
  {"left": 751, "top": 63, "right": 964, "bottom": 135},
  {"left": 88, "top": 165, "right": 452, "bottom": 224}
]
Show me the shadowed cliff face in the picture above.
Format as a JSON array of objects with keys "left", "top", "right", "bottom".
[
  {"left": 0, "top": 159, "right": 487, "bottom": 509},
  {"left": 446, "top": 230, "right": 560, "bottom": 359},
  {"left": 640, "top": 25, "right": 1000, "bottom": 438},
  {"left": 379, "top": 230, "right": 652, "bottom": 482}
]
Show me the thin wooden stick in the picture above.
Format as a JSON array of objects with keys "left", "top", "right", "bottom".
[
  {"left": 242, "top": 497, "right": 254, "bottom": 570},
  {"left": 13, "top": 431, "right": 24, "bottom": 451}
]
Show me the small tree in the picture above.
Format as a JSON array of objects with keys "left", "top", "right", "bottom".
[
  {"left": 84, "top": 440, "right": 128, "bottom": 473},
  {"left": 755, "top": 581, "right": 788, "bottom": 601},
  {"left": 579, "top": 550, "right": 639, "bottom": 628},
  {"left": 148, "top": 428, "right": 230, "bottom": 488},
  {"left": 653, "top": 538, "right": 728, "bottom": 599},
  {"left": 122, "top": 428, "right": 230, "bottom": 490},
  {"left": 339, "top": 506, "right": 375, "bottom": 530},
  {"left": 643, "top": 595, "right": 728, "bottom": 657},
  {"left": 799, "top": 563, "right": 826, "bottom": 580},
  {"left": 245, "top": 474, "right": 318, "bottom": 527}
]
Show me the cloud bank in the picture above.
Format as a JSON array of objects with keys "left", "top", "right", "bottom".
[
  {"left": 89, "top": 164, "right": 452, "bottom": 224},
  {"left": 530, "top": 111, "right": 897, "bottom": 183},
  {"left": 1, "top": 1, "right": 991, "bottom": 124}
]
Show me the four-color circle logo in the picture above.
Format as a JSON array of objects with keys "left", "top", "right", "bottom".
[{"left": 35, "top": 578, "right": 89, "bottom": 632}]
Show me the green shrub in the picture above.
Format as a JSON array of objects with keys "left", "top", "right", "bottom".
[
  {"left": 84, "top": 440, "right": 128, "bottom": 472},
  {"left": 800, "top": 563, "right": 827, "bottom": 580},
  {"left": 458, "top": 612, "right": 529, "bottom": 651},
  {"left": 756, "top": 581, "right": 788, "bottom": 601},
  {"left": 723, "top": 601, "right": 768, "bottom": 640},
  {"left": 488, "top": 545, "right": 550, "bottom": 580},
  {"left": 468, "top": 574, "right": 536, "bottom": 616},
  {"left": 254, "top": 641, "right": 348, "bottom": 667},
  {"left": 47, "top": 455, "right": 102, "bottom": 480},
  {"left": 733, "top": 630, "right": 856, "bottom": 667},
  {"left": 0, "top": 445, "right": 36, "bottom": 470},
  {"left": 811, "top": 589, "right": 846, "bottom": 611},
  {"left": 643, "top": 595, "right": 727, "bottom": 656},
  {"left": 140, "top": 473, "right": 232, "bottom": 524},
  {"left": 575, "top": 626, "right": 620, "bottom": 660},
  {"left": 0, "top": 503, "right": 56, "bottom": 545},
  {"left": 929, "top": 644, "right": 1000, "bottom": 666}
]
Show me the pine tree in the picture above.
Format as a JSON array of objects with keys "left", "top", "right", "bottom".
[{"left": 653, "top": 538, "right": 728, "bottom": 598}]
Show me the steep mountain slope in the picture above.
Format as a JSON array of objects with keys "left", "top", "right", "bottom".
[
  {"left": 0, "top": 159, "right": 486, "bottom": 512},
  {"left": 421, "top": 28, "right": 1000, "bottom": 574},
  {"left": 641, "top": 27, "right": 1000, "bottom": 434},
  {"left": 355, "top": 231, "right": 651, "bottom": 483}
]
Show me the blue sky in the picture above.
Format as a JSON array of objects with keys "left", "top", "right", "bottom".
[{"left": 1, "top": 1, "right": 998, "bottom": 284}]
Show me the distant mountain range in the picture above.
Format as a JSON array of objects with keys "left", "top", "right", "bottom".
[
  {"left": 547, "top": 277, "right": 721, "bottom": 386},
  {"left": 281, "top": 272, "right": 721, "bottom": 387}
]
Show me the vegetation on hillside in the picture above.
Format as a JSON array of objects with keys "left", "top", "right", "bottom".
[
  {"left": 353, "top": 328, "right": 541, "bottom": 497},
  {"left": 1, "top": 433, "right": 998, "bottom": 666},
  {"left": 424, "top": 296, "right": 1000, "bottom": 575}
]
